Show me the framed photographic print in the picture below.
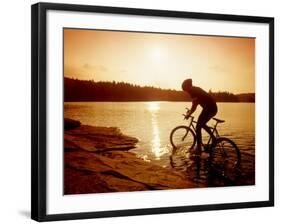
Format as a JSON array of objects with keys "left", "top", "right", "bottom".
[{"left": 31, "top": 2, "right": 274, "bottom": 222}]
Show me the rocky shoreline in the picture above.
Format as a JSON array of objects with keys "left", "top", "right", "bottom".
[{"left": 64, "top": 118, "right": 199, "bottom": 194}]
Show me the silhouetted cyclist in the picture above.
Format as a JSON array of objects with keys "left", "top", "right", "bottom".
[{"left": 182, "top": 79, "right": 217, "bottom": 177}]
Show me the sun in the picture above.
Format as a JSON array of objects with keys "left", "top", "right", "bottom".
[{"left": 149, "top": 46, "right": 166, "bottom": 63}]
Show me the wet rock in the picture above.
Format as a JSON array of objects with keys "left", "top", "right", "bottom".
[
  {"left": 64, "top": 118, "right": 81, "bottom": 130},
  {"left": 64, "top": 125, "right": 138, "bottom": 152}
]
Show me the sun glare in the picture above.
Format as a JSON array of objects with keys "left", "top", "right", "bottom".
[
  {"left": 150, "top": 47, "right": 166, "bottom": 62},
  {"left": 146, "top": 102, "right": 168, "bottom": 159}
]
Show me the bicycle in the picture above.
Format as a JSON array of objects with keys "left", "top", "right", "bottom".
[{"left": 169, "top": 108, "right": 241, "bottom": 184}]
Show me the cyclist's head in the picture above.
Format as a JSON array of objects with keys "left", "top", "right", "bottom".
[{"left": 182, "top": 79, "right": 192, "bottom": 91}]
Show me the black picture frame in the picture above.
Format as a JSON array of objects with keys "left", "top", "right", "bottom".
[{"left": 31, "top": 2, "right": 274, "bottom": 222}]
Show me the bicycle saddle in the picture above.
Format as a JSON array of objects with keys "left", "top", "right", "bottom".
[{"left": 213, "top": 118, "right": 225, "bottom": 123}]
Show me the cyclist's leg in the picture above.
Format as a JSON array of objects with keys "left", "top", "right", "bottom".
[
  {"left": 201, "top": 125, "right": 214, "bottom": 149},
  {"left": 194, "top": 108, "right": 217, "bottom": 177},
  {"left": 201, "top": 106, "right": 218, "bottom": 146},
  {"left": 196, "top": 109, "right": 213, "bottom": 152},
  {"left": 194, "top": 111, "right": 209, "bottom": 177},
  {"left": 202, "top": 125, "right": 213, "bottom": 140}
]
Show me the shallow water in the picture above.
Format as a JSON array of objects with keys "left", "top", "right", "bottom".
[{"left": 64, "top": 102, "right": 255, "bottom": 167}]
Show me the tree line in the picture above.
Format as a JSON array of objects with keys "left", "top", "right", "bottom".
[{"left": 64, "top": 77, "right": 255, "bottom": 102}]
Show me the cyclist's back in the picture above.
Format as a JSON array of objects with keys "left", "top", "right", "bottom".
[{"left": 187, "top": 86, "right": 216, "bottom": 109}]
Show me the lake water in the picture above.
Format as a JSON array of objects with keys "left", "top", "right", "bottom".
[{"left": 64, "top": 102, "right": 255, "bottom": 167}]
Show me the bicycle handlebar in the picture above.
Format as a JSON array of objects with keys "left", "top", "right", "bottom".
[
  {"left": 183, "top": 108, "right": 190, "bottom": 120},
  {"left": 182, "top": 113, "right": 195, "bottom": 121}
]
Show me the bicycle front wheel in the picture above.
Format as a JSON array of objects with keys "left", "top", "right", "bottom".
[
  {"left": 169, "top": 126, "right": 196, "bottom": 169},
  {"left": 210, "top": 137, "right": 241, "bottom": 182},
  {"left": 170, "top": 126, "right": 196, "bottom": 150}
]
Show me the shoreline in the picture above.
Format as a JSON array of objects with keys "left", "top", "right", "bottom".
[{"left": 64, "top": 118, "right": 199, "bottom": 194}]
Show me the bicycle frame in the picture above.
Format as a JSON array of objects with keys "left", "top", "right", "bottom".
[{"left": 185, "top": 115, "right": 220, "bottom": 146}]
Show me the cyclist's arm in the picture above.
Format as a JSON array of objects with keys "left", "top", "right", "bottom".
[{"left": 187, "top": 98, "right": 199, "bottom": 116}]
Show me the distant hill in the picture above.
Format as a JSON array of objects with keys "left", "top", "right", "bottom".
[{"left": 64, "top": 77, "right": 255, "bottom": 103}]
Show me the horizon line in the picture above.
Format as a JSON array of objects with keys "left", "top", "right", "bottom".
[{"left": 64, "top": 76, "right": 255, "bottom": 95}]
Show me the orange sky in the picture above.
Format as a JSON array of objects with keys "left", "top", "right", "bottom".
[{"left": 64, "top": 28, "right": 255, "bottom": 93}]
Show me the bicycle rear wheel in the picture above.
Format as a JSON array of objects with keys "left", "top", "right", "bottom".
[{"left": 210, "top": 137, "right": 241, "bottom": 183}]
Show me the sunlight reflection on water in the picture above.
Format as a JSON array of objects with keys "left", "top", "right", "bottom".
[{"left": 147, "top": 102, "right": 169, "bottom": 160}]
